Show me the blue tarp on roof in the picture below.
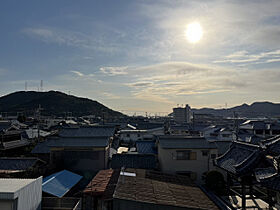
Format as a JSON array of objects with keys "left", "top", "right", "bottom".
[{"left": 42, "top": 170, "right": 82, "bottom": 198}]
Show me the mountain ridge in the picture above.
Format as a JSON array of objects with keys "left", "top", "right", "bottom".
[
  {"left": 192, "top": 101, "right": 280, "bottom": 117},
  {"left": 0, "top": 91, "right": 124, "bottom": 117}
]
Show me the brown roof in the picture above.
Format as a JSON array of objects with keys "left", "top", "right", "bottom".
[
  {"left": 114, "top": 169, "right": 219, "bottom": 210},
  {"left": 83, "top": 168, "right": 219, "bottom": 209},
  {"left": 83, "top": 169, "right": 120, "bottom": 200}
]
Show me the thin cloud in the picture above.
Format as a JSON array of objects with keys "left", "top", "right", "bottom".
[
  {"left": 214, "top": 49, "right": 280, "bottom": 65},
  {"left": 99, "top": 66, "right": 128, "bottom": 76},
  {"left": 71, "top": 71, "right": 84, "bottom": 77}
]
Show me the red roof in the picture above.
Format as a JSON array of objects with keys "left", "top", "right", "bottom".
[{"left": 83, "top": 169, "right": 120, "bottom": 199}]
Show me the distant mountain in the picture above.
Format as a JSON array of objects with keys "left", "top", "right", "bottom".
[
  {"left": 192, "top": 102, "right": 280, "bottom": 118},
  {"left": 0, "top": 91, "right": 125, "bottom": 117}
]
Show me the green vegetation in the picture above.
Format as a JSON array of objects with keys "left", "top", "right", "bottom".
[{"left": 0, "top": 91, "right": 124, "bottom": 117}]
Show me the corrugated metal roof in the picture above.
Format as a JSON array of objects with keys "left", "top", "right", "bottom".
[
  {"left": 158, "top": 136, "right": 217, "bottom": 149},
  {"left": 42, "top": 170, "right": 82, "bottom": 198}
]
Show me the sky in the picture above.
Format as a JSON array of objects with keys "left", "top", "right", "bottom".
[{"left": 0, "top": 0, "right": 280, "bottom": 115}]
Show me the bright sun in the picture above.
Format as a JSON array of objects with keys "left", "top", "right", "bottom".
[{"left": 185, "top": 22, "right": 203, "bottom": 43}]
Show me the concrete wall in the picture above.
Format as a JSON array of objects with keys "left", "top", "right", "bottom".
[
  {"left": 0, "top": 200, "right": 13, "bottom": 210},
  {"left": 0, "top": 177, "right": 42, "bottom": 210},
  {"left": 158, "top": 146, "right": 217, "bottom": 183}
]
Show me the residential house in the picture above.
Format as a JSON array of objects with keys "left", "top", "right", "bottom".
[
  {"left": 157, "top": 135, "right": 218, "bottom": 182},
  {"left": 82, "top": 168, "right": 219, "bottom": 210},
  {"left": 0, "top": 177, "right": 42, "bottom": 210},
  {"left": 48, "top": 126, "right": 116, "bottom": 173}
]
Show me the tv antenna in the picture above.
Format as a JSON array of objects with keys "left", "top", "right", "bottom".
[{"left": 40, "top": 80, "right": 43, "bottom": 92}]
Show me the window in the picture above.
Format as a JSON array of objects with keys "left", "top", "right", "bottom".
[
  {"left": 211, "top": 154, "right": 216, "bottom": 159},
  {"left": 202, "top": 150, "right": 209, "bottom": 156},
  {"left": 176, "top": 150, "right": 196, "bottom": 160},
  {"left": 126, "top": 134, "right": 130, "bottom": 137}
]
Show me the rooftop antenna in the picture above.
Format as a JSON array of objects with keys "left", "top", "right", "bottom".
[{"left": 40, "top": 80, "right": 43, "bottom": 92}]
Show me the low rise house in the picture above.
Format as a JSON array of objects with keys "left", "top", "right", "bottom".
[
  {"left": 0, "top": 130, "right": 30, "bottom": 151},
  {"left": 157, "top": 135, "right": 218, "bottom": 182},
  {"left": 0, "top": 157, "right": 46, "bottom": 177},
  {"left": 0, "top": 177, "right": 42, "bottom": 210},
  {"left": 119, "top": 127, "right": 163, "bottom": 144},
  {"left": 83, "top": 168, "right": 219, "bottom": 210},
  {"left": 239, "top": 120, "right": 280, "bottom": 138},
  {"left": 48, "top": 126, "right": 116, "bottom": 173}
]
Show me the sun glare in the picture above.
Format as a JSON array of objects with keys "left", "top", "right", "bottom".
[{"left": 185, "top": 22, "right": 203, "bottom": 43}]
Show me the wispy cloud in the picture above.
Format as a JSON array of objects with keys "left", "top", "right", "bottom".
[
  {"left": 71, "top": 70, "right": 84, "bottom": 77},
  {"left": 23, "top": 27, "right": 121, "bottom": 54},
  {"left": 70, "top": 70, "right": 95, "bottom": 78},
  {"left": 102, "top": 92, "right": 121, "bottom": 99},
  {"left": 214, "top": 49, "right": 280, "bottom": 65},
  {"left": 99, "top": 66, "right": 128, "bottom": 76}
]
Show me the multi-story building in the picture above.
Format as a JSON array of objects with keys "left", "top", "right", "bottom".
[
  {"left": 157, "top": 135, "right": 218, "bottom": 183},
  {"left": 173, "top": 104, "right": 191, "bottom": 124}
]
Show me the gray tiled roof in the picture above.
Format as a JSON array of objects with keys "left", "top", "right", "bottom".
[
  {"left": 158, "top": 136, "right": 217, "bottom": 149},
  {"left": 48, "top": 137, "right": 110, "bottom": 148},
  {"left": 58, "top": 126, "right": 115, "bottom": 138},
  {"left": 263, "top": 135, "right": 280, "bottom": 156},
  {"left": 215, "top": 142, "right": 261, "bottom": 175},
  {"left": 0, "top": 158, "right": 39, "bottom": 171},
  {"left": 255, "top": 167, "right": 277, "bottom": 182},
  {"left": 31, "top": 141, "right": 50, "bottom": 154}
]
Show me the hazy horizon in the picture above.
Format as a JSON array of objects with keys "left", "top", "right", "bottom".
[{"left": 1, "top": 0, "right": 280, "bottom": 113}]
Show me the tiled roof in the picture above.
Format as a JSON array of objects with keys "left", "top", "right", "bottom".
[
  {"left": 0, "top": 121, "right": 11, "bottom": 132},
  {"left": 0, "top": 157, "right": 39, "bottom": 172},
  {"left": 111, "top": 154, "right": 156, "bottom": 169},
  {"left": 264, "top": 136, "right": 280, "bottom": 156},
  {"left": 1, "top": 139, "right": 30, "bottom": 150},
  {"left": 216, "top": 141, "right": 262, "bottom": 175},
  {"left": 158, "top": 135, "right": 217, "bottom": 149},
  {"left": 83, "top": 169, "right": 120, "bottom": 200},
  {"left": 113, "top": 169, "right": 219, "bottom": 210},
  {"left": 83, "top": 168, "right": 219, "bottom": 209},
  {"left": 47, "top": 136, "right": 110, "bottom": 148},
  {"left": 135, "top": 141, "right": 157, "bottom": 154},
  {"left": 31, "top": 141, "right": 50, "bottom": 154},
  {"left": 255, "top": 167, "right": 277, "bottom": 182},
  {"left": 58, "top": 126, "right": 115, "bottom": 138}
]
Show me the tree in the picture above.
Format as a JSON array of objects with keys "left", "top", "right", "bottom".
[{"left": 205, "top": 170, "right": 226, "bottom": 195}]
